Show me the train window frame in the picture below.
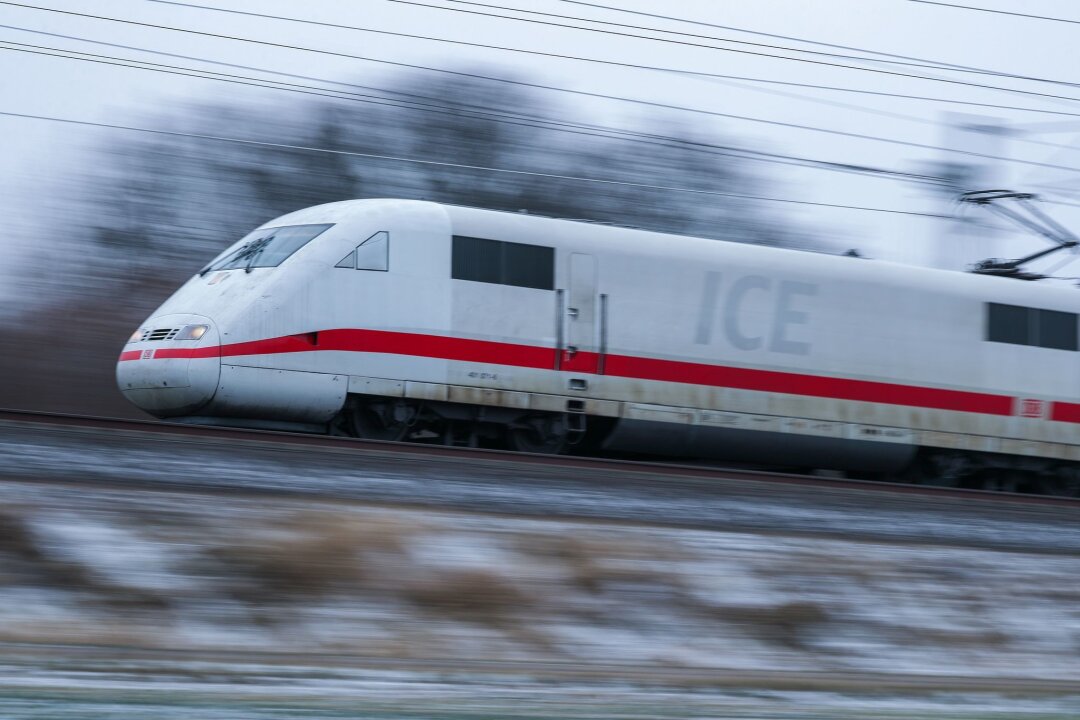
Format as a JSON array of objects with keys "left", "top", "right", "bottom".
[
  {"left": 208, "top": 223, "right": 334, "bottom": 272},
  {"left": 986, "top": 302, "right": 1078, "bottom": 351},
  {"left": 335, "top": 231, "right": 389, "bottom": 271},
  {"left": 451, "top": 235, "right": 554, "bottom": 290}
]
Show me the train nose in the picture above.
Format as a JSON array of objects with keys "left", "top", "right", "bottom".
[{"left": 116, "top": 314, "right": 220, "bottom": 418}]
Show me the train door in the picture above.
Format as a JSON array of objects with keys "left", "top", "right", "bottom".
[{"left": 563, "top": 252, "right": 599, "bottom": 373}]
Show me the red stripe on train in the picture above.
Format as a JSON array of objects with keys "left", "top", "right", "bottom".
[
  {"left": 118, "top": 328, "right": 1024, "bottom": 418},
  {"left": 1050, "top": 402, "right": 1080, "bottom": 424},
  {"left": 603, "top": 354, "right": 1013, "bottom": 416}
]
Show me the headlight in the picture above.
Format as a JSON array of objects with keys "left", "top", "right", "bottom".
[
  {"left": 175, "top": 324, "right": 209, "bottom": 341},
  {"left": 127, "top": 329, "right": 145, "bottom": 344}
]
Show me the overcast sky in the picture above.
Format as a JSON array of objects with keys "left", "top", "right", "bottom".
[{"left": 4, "top": 0, "right": 1080, "bottom": 304}]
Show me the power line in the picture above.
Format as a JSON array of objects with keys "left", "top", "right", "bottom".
[
  {"left": 558, "top": 0, "right": 996, "bottom": 76},
  {"left": 14, "top": 0, "right": 1077, "bottom": 108},
  {"left": 716, "top": 82, "right": 1080, "bottom": 119},
  {"left": 0, "top": 109, "right": 957, "bottom": 218},
  {"left": 17, "top": 20, "right": 1080, "bottom": 121},
  {"left": 6, "top": 4, "right": 1078, "bottom": 175},
  {"left": 14, "top": 0, "right": 964, "bottom": 93},
  {"left": 0, "top": 44, "right": 761, "bottom": 161},
  {"left": 696, "top": 73, "right": 1080, "bottom": 156},
  {"left": 386, "top": 0, "right": 1080, "bottom": 95},
  {"left": 1, "top": 24, "right": 575, "bottom": 123},
  {"left": 150, "top": 0, "right": 979, "bottom": 80},
  {"left": 50, "top": 0, "right": 918, "bottom": 89},
  {"left": 907, "top": 0, "right": 1080, "bottom": 26},
  {"left": 0, "top": 39, "right": 942, "bottom": 183},
  {"left": 149, "top": 0, "right": 1023, "bottom": 93},
  {"left": 15, "top": 31, "right": 1072, "bottom": 184},
  {"left": 59, "top": 8, "right": 1075, "bottom": 124},
  {"left": 440, "top": 0, "right": 1080, "bottom": 91},
  {"left": 137, "top": 1, "right": 1080, "bottom": 119}
]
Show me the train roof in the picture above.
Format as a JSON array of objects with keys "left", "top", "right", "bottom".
[{"left": 267, "top": 198, "right": 1080, "bottom": 308}]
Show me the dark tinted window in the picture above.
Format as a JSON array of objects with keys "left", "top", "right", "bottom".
[
  {"left": 986, "top": 302, "right": 1078, "bottom": 350},
  {"left": 452, "top": 236, "right": 502, "bottom": 285},
  {"left": 503, "top": 241, "right": 555, "bottom": 290},
  {"left": 987, "top": 303, "right": 1029, "bottom": 345},
  {"left": 1038, "top": 308, "right": 1078, "bottom": 350},
  {"left": 452, "top": 236, "right": 554, "bottom": 290}
]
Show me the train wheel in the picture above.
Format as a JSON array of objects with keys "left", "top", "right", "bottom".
[
  {"left": 346, "top": 399, "right": 415, "bottom": 442},
  {"left": 507, "top": 415, "right": 568, "bottom": 454}
]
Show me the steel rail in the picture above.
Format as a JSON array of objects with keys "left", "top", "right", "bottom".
[
  {"left": 2, "top": 640, "right": 1077, "bottom": 693},
  {"left": 2, "top": 408, "right": 1078, "bottom": 507}
]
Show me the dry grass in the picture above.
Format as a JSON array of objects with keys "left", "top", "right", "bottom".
[
  {"left": 403, "top": 568, "right": 531, "bottom": 619},
  {"left": 198, "top": 511, "right": 549, "bottom": 642},
  {"left": 523, "top": 534, "right": 685, "bottom": 596},
  {"left": 201, "top": 511, "right": 416, "bottom": 601},
  {"left": 0, "top": 508, "right": 97, "bottom": 591},
  {"left": 0, "top": 508, "right": 170, "bottom": 612},
  {"left": 0, "top": 509, "right": 46, "bottom": 562},
  {"left": 716, "top": 601, "right": 831, "bottom": 650}
]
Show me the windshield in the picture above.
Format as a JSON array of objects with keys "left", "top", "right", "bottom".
[{"left": 205, "top": 223, "right": 334, "bottom": 273}]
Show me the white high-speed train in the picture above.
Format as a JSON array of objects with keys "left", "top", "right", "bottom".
[{"left": 118, "top": 199, "right": 1080, "bottom": 492}]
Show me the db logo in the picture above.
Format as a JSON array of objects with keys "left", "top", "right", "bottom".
[
  {"left": 141, "top": 349, "right": 155, "bottom": 360},
  {"left": 1018, "top": 398, "right": 1045, "bottom": 418}
]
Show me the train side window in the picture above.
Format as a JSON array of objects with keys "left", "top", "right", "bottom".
[
  {"left": 452, "top": 236, "right": 501, "bottom": 284},
  {"left": 987, "top": 303, "right": 1029, "bottom": 346},
  {"left": 504, "top": 241, "right": 555, "bottom": 290},
  {"left": 335, "top": 231, "right": 388, "bottom": 271},
  {"left": 355, "top": 231, "right": 389, "bottom": 271},
  {"left": 452, "top": 235, "right": 554, "bottom": 290},
  {"left": 986, "top": 302, "right": 1078, "bottom": 350},
  {"left": 334, "top": 251, "right": 356, "bottom": 269},
  {"left": 1037, "top": 308, "right": 1078, "bottom": 351}
]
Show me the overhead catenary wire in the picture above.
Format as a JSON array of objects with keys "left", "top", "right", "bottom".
[
  {"left": 386, "top": 0, "right": 1080, "bottom": 93},
  {"left": 7, "top": 5, "right": 1079, "bottom": 176},
  {"left": 0, "top": 40, "right": 945, "bottom": 184},
  {"left": 138, "top": 2, "right": 1080, "bottom": 126},
  {"left": 16, "top": 21, "right": 1080, "bottom": 122},
  {"left": 558, "top": 0, "right": 1004, "bottom": 77},
  {"left": 906, "top": 0, "right": 1080, "bottom": 26},
  {"left": 431, "top": 0, "right": 1080, "bottom": 91},
  {"left": 120, "top": 3, "right": 1080, "bottom": 119},
  {"left": 8, "top": 1, "right": 1080, "bottom": 107},
  {"left": 0, "top": 109, "right": 959, "bottom": 218},
  {"left": 28, "top": 0, "right": 943, "bottom": 86},
  {"left": 694, "top": 72, "right": 1080, "bottom": 155},
  {"left": 150, "top": 0, "right": 1002, "bottom": 81}
]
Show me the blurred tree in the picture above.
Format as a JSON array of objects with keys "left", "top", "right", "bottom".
[{"left": 0, "top": 67, "right": 817, "bottom": 415}]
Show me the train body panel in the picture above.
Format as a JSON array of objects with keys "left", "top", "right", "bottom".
[{"left": 118, "top": 199, "right": 1080, "bottom": 478}]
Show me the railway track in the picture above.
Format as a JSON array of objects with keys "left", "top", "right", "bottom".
[
  {"left": 3, "top": 641, "right": 1078, "bottom": 694},
  {"left": 3, "top": 407, "right": 1080, "bottom": 556},
  {"left": 2, "top": 407, "right": 1078, "bottom": 507}
]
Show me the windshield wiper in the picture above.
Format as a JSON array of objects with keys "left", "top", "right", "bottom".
[
  {"left": 243, "top": 235, "right": 274, "bottom": 273},
  {"left": 199, "top": 234, "right": 275, "bottom": 277}
]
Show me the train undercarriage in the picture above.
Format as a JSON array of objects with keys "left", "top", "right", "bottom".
[{"left": 334, "top": 394, "right": 1080, "bottom": 497}]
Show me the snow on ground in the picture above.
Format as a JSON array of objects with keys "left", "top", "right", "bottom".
[{"left": 1, "top": 480, "right": 1078, "bottom": 685}]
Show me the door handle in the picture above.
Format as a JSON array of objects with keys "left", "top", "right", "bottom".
[{"left": 567, "top": 307, "right": 579, "bottom": 319}]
